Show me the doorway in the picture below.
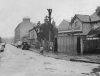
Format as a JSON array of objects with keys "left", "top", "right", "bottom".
[{"left": 77, "top": 37, "right": 81, "bottom": 55}]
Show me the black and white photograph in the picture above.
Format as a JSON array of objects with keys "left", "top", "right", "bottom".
[{"left": 0, "top": 0, "right": 100, "bottom": 76}]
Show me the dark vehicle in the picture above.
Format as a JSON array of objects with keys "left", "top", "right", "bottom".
[
  {"left": 0, "top": 43, "right": 5, "bottom": 52},
  {"left": 22, "top": 42, "right": 30, "bottom": 50},
  {"left": 15, "top": 41, "right": 22, "bottom": 48}
]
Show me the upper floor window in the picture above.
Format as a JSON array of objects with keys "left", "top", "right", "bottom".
[
  {"left": 74, "top": 21, "right": 81, "bottom": 30},
  {"left": 75, "top": 21, "right": 78, "bottom": 27}
]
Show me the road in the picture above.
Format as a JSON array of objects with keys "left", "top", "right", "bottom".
[{"left": 0, "top": 44, "right": 99, "bottom": 76}]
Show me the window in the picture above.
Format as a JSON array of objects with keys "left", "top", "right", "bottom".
[{"left": 75, "top": 21, "right": 78, "bottom": 27}]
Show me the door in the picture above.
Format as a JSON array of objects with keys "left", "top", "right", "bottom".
[{"left": 77, "top": 37, "right": 81, "bottom": 54}]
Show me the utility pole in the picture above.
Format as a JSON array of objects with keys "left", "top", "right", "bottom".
[{"left": 47, "top": 9, "right": 52, "bottom": 42}]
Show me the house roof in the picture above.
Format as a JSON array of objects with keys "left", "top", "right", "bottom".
[
  {"left": 15, "top": 18, "right": 36, "bottom": 31},
  {"left": 88, "top": 13, "right": 100, "bottom": 35},
  {"left": 71, "top": 14, "right": 90, "bottom": 24},
  {"left": 58, "top": 20, "right": 70, "bottom": 31},
  {"left": 71, "top": 13, "right": 100, "bottom": 23},
  {"left": 88, "top": 26, "right": 100, "bottom": 35},
  {"left": 76, "top": 14, "right": 90, "bottom": 22},
  {"left": 90, "top": 12, "right": 100, "bottom": 21},
  {"left": 74, "top": 14, "right": 90, "bottom": 22}
]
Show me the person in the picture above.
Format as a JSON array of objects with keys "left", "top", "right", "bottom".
[
  {"left": 40, "top": 46, "right": 44, "bottom": 54},
  {"left": 49, "top": 46, "right": 53, "bottom": 51}
]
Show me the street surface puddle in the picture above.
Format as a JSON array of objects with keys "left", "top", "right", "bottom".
[
  {"left": 91, "top": 66, "right": 100, "bottom": 76},
  {"left": 81, "top": 73, "right": 90, "bottom": 75}
]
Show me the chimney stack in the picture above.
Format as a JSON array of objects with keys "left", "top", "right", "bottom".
[{"left": 23, "top": 17, "right": 30, "bottom": 22}]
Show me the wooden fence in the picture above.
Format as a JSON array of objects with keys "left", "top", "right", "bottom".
[
  {"left": 57, "top": 33, "right": 100, "bottom": 55},
  {"left": 57, "top": 34, "right": 77, "bottom": 55}
]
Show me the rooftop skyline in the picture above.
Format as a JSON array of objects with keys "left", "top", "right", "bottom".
[{"left": 0, "top": 0, "right": 100, "bottom": 38}]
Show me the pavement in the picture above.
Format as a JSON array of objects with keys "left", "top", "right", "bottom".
[
  {"left": 30, "top": 48, "right": 74, "bottom": 60},
  {"left": 30, "top": 48, "right": 100, "bottom": 64}
]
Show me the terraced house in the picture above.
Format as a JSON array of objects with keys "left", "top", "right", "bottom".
[{"left": 14, "top": 17, "right": 35, "bottom": 43}]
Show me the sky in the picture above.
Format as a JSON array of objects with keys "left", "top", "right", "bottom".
[{"left": 0, "top": 0, "right": 100, "bottom": 38}]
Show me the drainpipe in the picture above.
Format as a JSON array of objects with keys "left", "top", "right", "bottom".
[{"left": 80, "top": 37, "right": 83, "bottom": 55}]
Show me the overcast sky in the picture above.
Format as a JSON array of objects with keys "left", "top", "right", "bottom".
[{"left": 0, "top": 0, "right": 100, "bottom": 38}]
